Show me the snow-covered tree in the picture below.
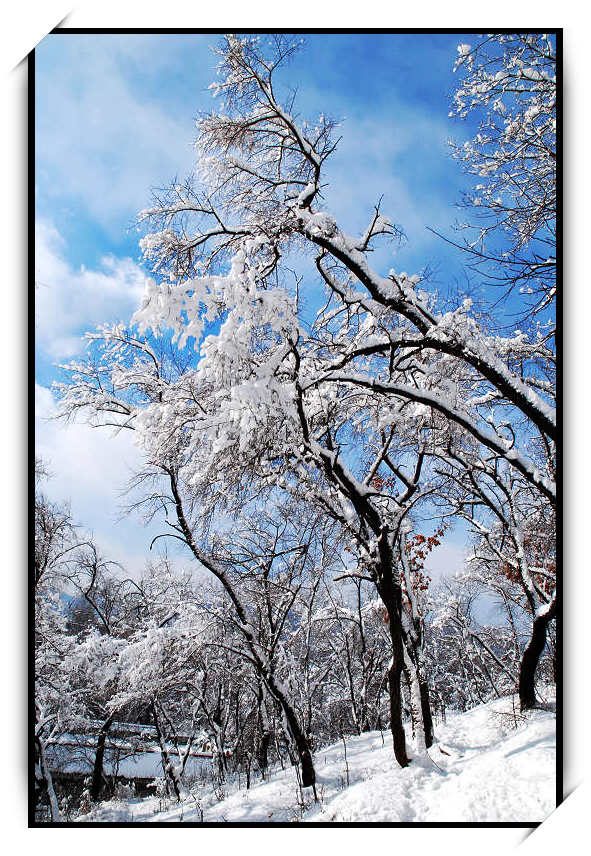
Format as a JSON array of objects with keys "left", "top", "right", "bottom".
[
  {"left": 34, "top": 463, "right": 82, "bottom": 821},
  {"left": 426, "top": 575, "right": 519, "bottom": 712},
  {"left": 433, "top": 435, "right": 555, "bottom": 710},
  {"left": 450, "top": 34, "right": 557, "bottom": 327},
  {"left": 54, "top": 33, "right": 556, "bottom": 775}
]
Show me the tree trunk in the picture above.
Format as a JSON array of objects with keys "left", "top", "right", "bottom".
[
  {"left": 403, "top": 645, "right": 431, "bottom": 753},
  {"left": 212, "top": 711, "right": 228, "bottom": 778},
  {"left": 36, "top": 735, "right": 61, "bottom": 822},
  {"left": 272, "top": 684, "right": 316, "bottom": 788},
  {"left": 259, "top": 730, "right": 270, "bottom": 777},
  {"left": 403, "top": 638, "right": 435, "bottom": 750},
  {"left": 519, "top": 604, "right": 556, "bottom": 711},
  {"left": 419, "top": 677, "right": 434, "bottom": 749},
  {"left": 380, "top": 581, "right": 410, "bottom": 767},
  {"left": 387, "top": 654, "right": 410, "bottom": 766},
  {"left": 90, "top": 713, "right": 114, "bottom": 802},
  {"left": 150, "top": 701, "right": 183, "bottom": 801},
  {"left": 256, "top": 684, "right": 271, "bottom": 778}
]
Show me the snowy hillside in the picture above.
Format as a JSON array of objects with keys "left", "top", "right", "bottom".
[{"left": 77, "top": 695, "right": 556, "bottom": 824}]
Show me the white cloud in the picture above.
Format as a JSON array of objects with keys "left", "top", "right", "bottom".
[
  {"left": 424, "top": 537, "right": 469, "bottom": 580},
  {"left": 35, "top": 382, "right": 164, "bottom": 576},
  {"left": 35, "top": 218, "right": 146, "bottom": 359},
  {"left": 35, "top": 34, "right": 206, "bottom": 232}
]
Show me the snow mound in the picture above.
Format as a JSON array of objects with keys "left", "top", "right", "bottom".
[
  {"left": 78, "top": 695, "right": 556, "bottom": 824},
  {"left": 308, "top": 698, "right": 555, "bottom": 823}
]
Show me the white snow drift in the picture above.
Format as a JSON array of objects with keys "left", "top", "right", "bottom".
[{"left": 78, "top": 695, "right": 556, "bottom": 824}]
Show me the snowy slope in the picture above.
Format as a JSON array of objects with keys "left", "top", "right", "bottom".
[{"left": 78, "top": 695, "right": 556, "bottom": 824}]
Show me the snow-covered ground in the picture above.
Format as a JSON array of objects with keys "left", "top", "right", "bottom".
[{"left": 77, "top": 695, "right": 556, "bottom": 824}]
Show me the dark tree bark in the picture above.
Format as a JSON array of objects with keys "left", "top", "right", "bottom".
[
  {"left": 387, "top": 656, "right": 409, "bottom": 767},
  {"left": 419, "top": 678, "right": 434, "bottom": 749},
  {"left": 258, "top": 730, "right": 270, "bottom": 777},
  {"left": 269, "top": 676, "right": 316, "bottom": 788},
  {"left": 256, "top": 682, "right": 270, "bottom": 778},
  {"left": 380, "top": 578, "right": 410, "bottom": 768},
  {"left": 519, "top": 602, "right": 556, "bottom": 711},
  {"left": 90, "top": 713, "right": 114, "bottom": 802}
]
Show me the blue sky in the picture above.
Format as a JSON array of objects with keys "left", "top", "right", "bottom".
[{"left": 35, "top": 32, "right": 480, "bottom": 577}]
